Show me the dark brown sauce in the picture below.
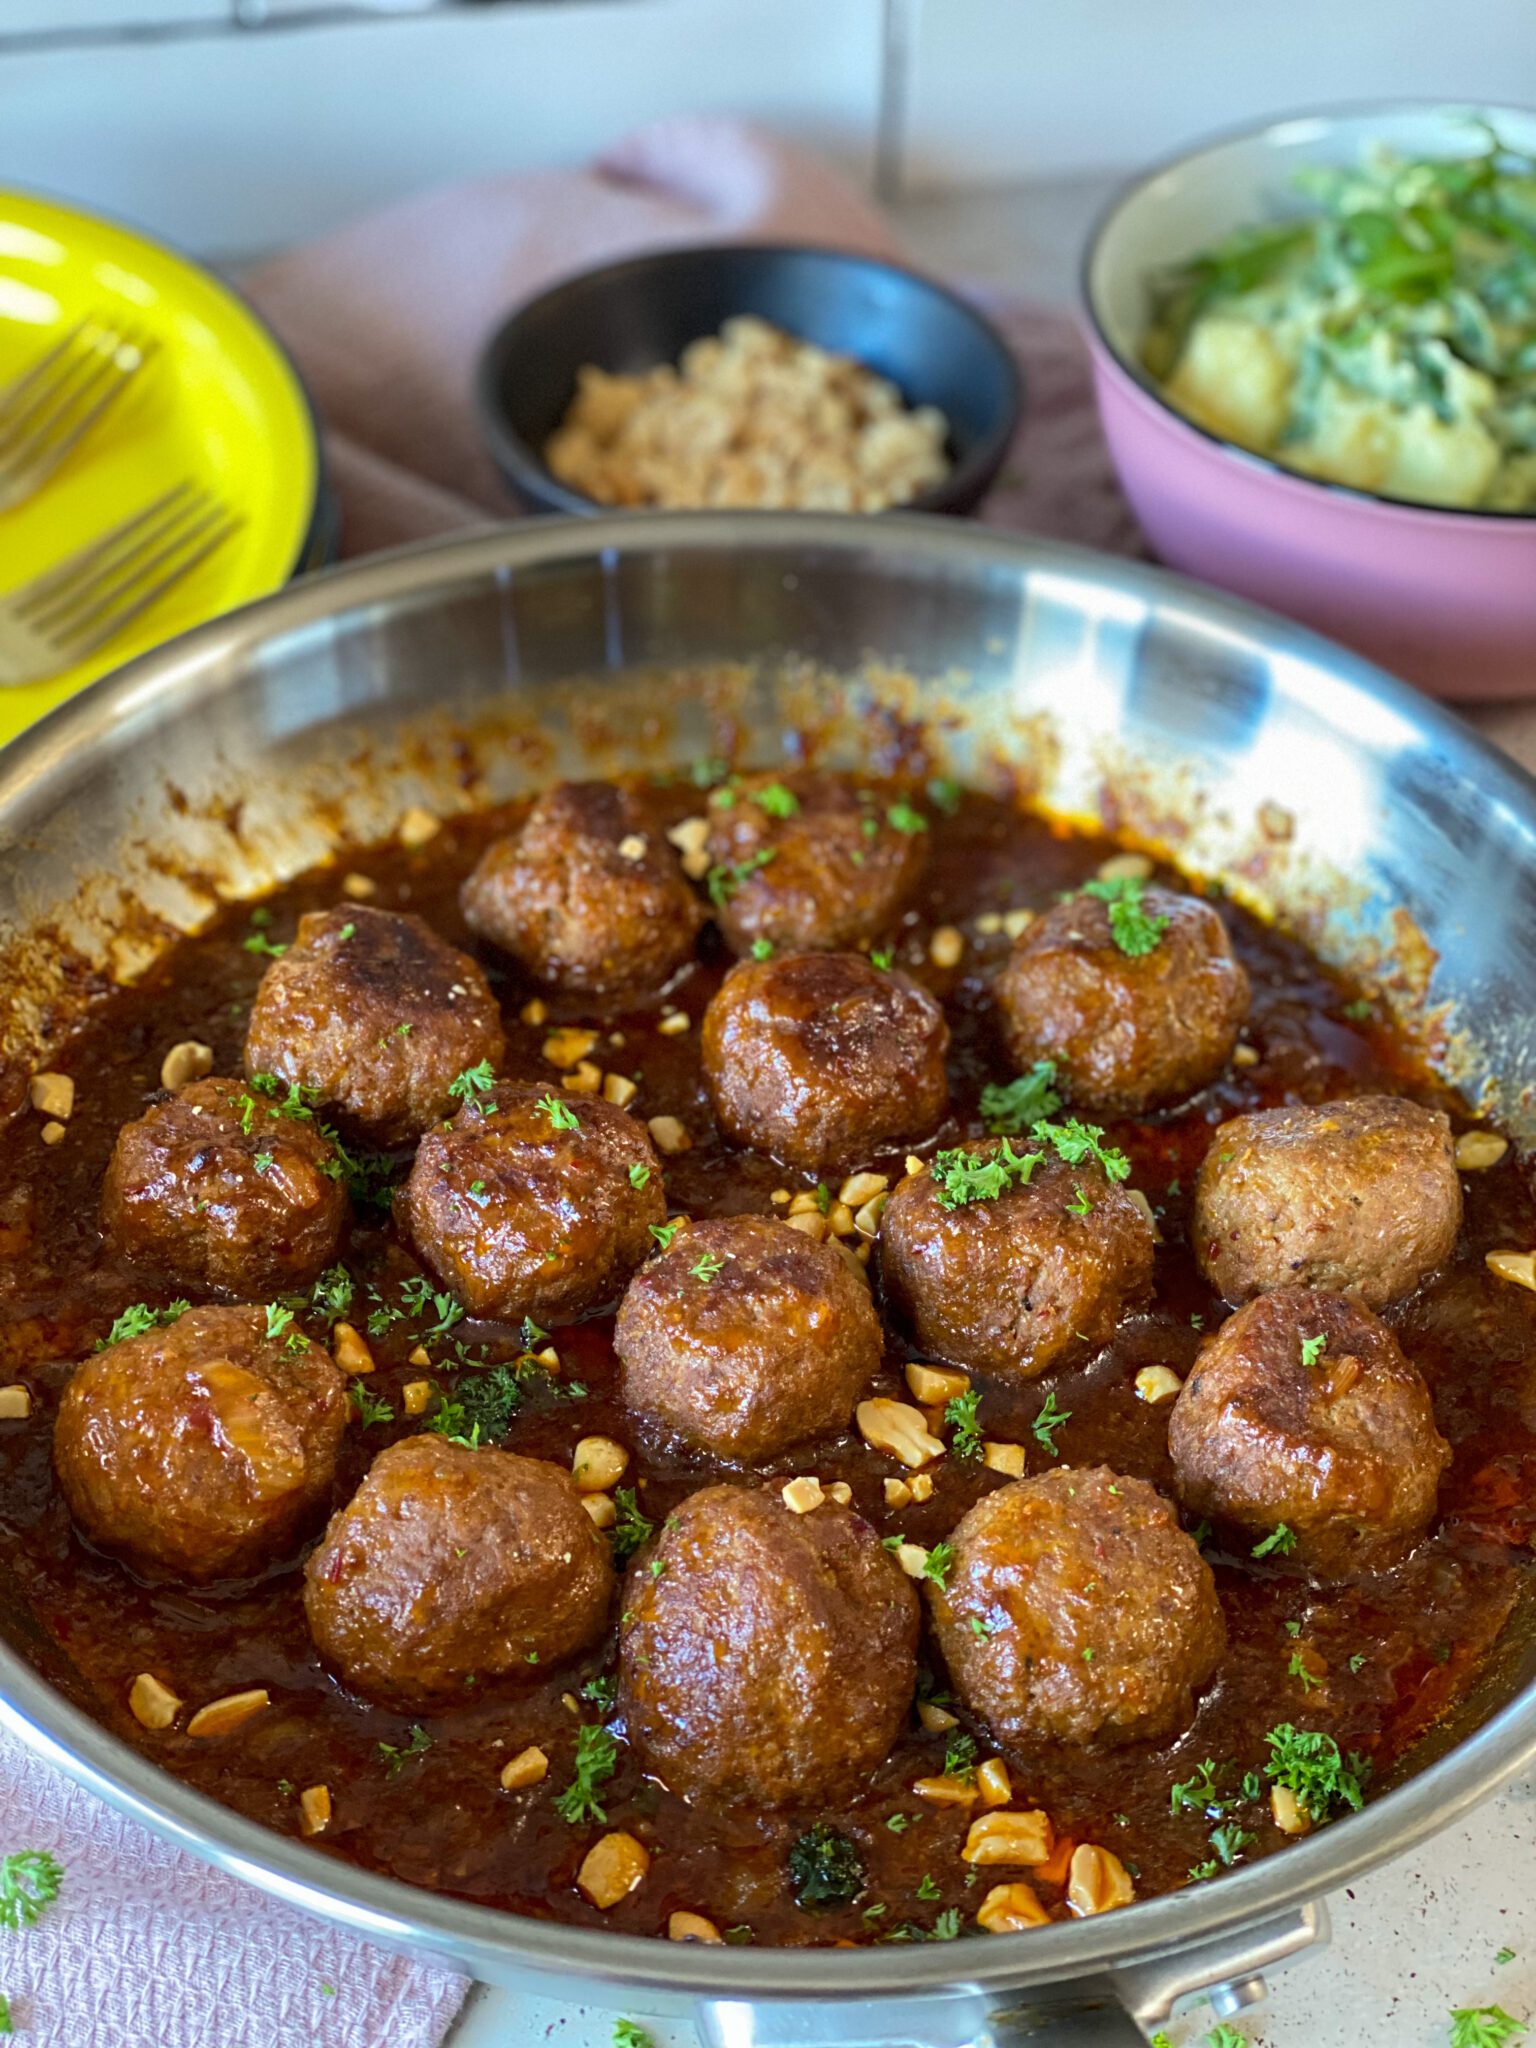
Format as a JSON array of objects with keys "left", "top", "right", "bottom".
[{"left": 0, "top": 784, "right": 1532, "bottom": 1947}]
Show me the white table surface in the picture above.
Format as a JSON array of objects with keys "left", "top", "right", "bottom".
[{"left": 447, "top": 170, "right": 1536, "bottom": 2048}]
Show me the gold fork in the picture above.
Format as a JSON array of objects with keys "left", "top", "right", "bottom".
[{"left": 0, "top": 318, "right": 157, "bottom": 513}]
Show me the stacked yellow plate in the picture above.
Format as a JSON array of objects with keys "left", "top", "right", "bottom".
[{"left": 0, "top": 189, "right": 324, "bottom": 746}]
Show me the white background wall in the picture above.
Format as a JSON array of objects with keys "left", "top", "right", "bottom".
[{"left": 0, "top": 0, "right": 1533, "bottom": 258}]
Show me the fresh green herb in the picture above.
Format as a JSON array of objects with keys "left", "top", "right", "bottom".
[
  {"left": 690, "top": 1252, "right": 725, "bottom": 1283},
  {"left": 1081, "top": 874, "right": 1169, "bottom": 957},
  {"left": 1065, "top": 1182, "right": 1092, "bottom": 1217},
  {"left": 1171, "top": 1761, "right": 1228, "bottom": 1817},
  {"left": 580, "top": 1674, "right": 619, "bottom": 1713},
  {"left": 1208, "top": 1821, "right": 1255, "bottom": 1866},
  {"left": 453, "top": 1363, "right": 527, "bottom": 1443},
  {"left": 787, "top": 1822, "right": 865, "bottom": 1909},
  {"left": 349, "top": 1384, "right": 394, "bottom": 1427},
  {"left": 706, "top": 848, "right": 776, "bottom": 908},
  {"left": 1190, "top": 1519, "right": 1212, "bottom": 1548},
  {"left": 814, "top": 1182, "right": 833, "bottom": 1215},
  {"left": 1288, "top": 1651, "right": 1323, "bottom": 1694},
  {"left": 1031, "top": 1116, "right": 1132, "bottom": 1183},
  {"left": 915, "top": 1872, "right": 942, "bottom": 1901},
  {"left": 649, "top": 1221, "right": 679, "bottom": 1251},
  {"left": 263, "top": 1303, "right": 295, "bottom": 1342},
  {"left": 399, "top": 1275, "right": 465, "bottom": 1339},
  {"left": 926, "top": 776, "right": 961, "bottom": 815},
  {"left": 1343, "top": 997, "right": 1376, "bottom": 1022},
  {"left": 886, "top": 802, "right": 927, "bottom": 836},
  {"left": 1300, "top": 1332, "right": 1328, "bottom": 1368},
  {"left": 377, "top": 1726, "right": 431, "bottom": 1778},
  {"left": 979, "top": 1060, "right": 1062, "bottom": 1133},
  {"left": 536, "top": 1093, "right": 579, "bottom": 1132},
  {"left": 448, "top": 1060, "right": 497, "bottom": 1112},
  {"left": 1263, "top": 1723, "right": 1370, "bottom": 1823},
  {"left": 929, "top": 1908, "right": 962, "bottom": 1941},
  {"left": 610, "top": 1488, "right": 654, "bottom": 1565},
  {"left": 424, "top": 1397, "right": 477, "bottom": 1448},
  {"left": 1496, "top": 1949, "right": 1518, "bottom": 1967},
  {"left": 1241, "top": 1771, "right": 1262, "bottom": 1801},
  {"left": 251, "top": 1149, "right": 275, "bottom": 1174},
  {"left": 1252, "top": 1523, "right": 1298, "bottom": 1558},
  {"left": 750, "top": 938, "right": 774, "bottom": 960},
  {"left": 97, "top": 1300, "right": 190, "bottom": 1349},
  {"left": 755, "top": 781, "right": 800, "bottom": 820},
  {"left": 242, "top": 931, "right": 288, "bottom": 959},
  {"left": 968, "top": 1616, "right": 1000, "bottom": 1639},
  {"left": 931, "top": 1137, "right": 1044, "bottom": 1209},
  {"left": 555, "top": 1723, "right": 620, "bottom": 1825},
  {"left": 627, "top": 1163, "right": 650, "bottom": 1190},
  {"left": 1449, "top": 2011, "right": 1526, "bottom": 2048},
  {"left": 1188, "top": 1858, "right": 1220, "bottom": 1883},
  {"left": 0, "top": 1851, "right": 62, "bottom": 1930},
  {"left": 922, "top": 1541, "right": 955, "bottom": 1589},
  {"left": 1349, "top": 1653, "right": 1367, "bottom": 1673},
  {"left": 1082, "top": 1647, "right": 1095, "bottom": 1663},
  {"left": 1285, "top": 1620, "right": 1303, "bottom": 1637},
  {"left": 248, "top": 1072, "right": 320, "bottom": 1121},
  {"left": 1032, "top": 1391, "right": 1071, "bottom": 1458},
  {"left": 337, "top": 922, "right": 356, "bottom": 942},
  {"left": 943, "top": 1733, "right": 978, "bottom": 1783},
  {"left": 612, "top": 2024, "right": 655, "bottom": 2048},
  {"left": 869, "top": 948, "right": 895, "bottom": 971},
  {"left": 944, "top": 1388, "right": 983, "bottom": 1459},
  {"left": 1206, "top": 2028, "right": 1250, "bottom": 2048},
  {"left": 886, "top": 1813, "right": 911, "bottom": 1833}
]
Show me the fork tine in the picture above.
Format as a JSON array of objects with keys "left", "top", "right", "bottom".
[
  {"left": 14, "top": 481, "right": 196, "bottom": 615},
  {"left": 0, "top": 329, "right": 150, "bottom": 468},
  {"left": 53, "top": 512, "right": 240, "bottom": 663},
  {"left": 0, "top": 326, "right": 123, "bottom": 456},
  {"left": 0, "top": 320, "right": 88, "bottom": 419},
  {"left": 26, "top": 488, "right": 215, "bottom": 633}
]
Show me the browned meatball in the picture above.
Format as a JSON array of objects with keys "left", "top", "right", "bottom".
[
  {"left": 305, "top": 1436, "right": 612, "bottom": 1704},
  {"left": 398, "top": 1081, "right": 664, "bottom": 1321},
  {"left": 1193, "top": 1095, "right": 1462, "bottom": 1309},
  {"left": 461, "top": 780, "right": 705, "bottom": 998},
  {"left": 880, "top": 1144, "right": 1155, "bottom": 1379},
  {"left": 244, "top": 906, "right": 506, "bottom": 1146},
  {"left": 994, "top": 886, "right": 1249, "bottom": 1114},
  {"left": 615, "top": 1214, "right": 881, "bottom": 1461},
  {"left": 1167, "top": 1288, "right": 1450, "bottom": 1579},
  {"left": 702, "top": 772, "right": 929, "bottom": 955},
  {"left": 930, "top": 1467, "right": 1224, "bottom": 1748},
  {"left": 620, "top": 1484, "right": 918, "bottom": 1807},
  {"left": 701, "top": 951, "right": 949, "bottom": 1173},
  {"left": 101, "top": 1077, "right": 347, "bottom": 1296},
  {"left": 54, "top": 1305, "right": 348, "bottom": 1584}
]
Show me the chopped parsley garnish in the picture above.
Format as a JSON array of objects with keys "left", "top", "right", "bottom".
[
  {"left": 248, "top": 1072, "right": 320, "bottom": 1119},
  {"left": 1343, "top": 997, "right": 1376, "bottom": 1023},
  {"left": 1263, "top": 1723, "right": 1370, "bottom": 1824},
  {"left": 627, "top": 1163, "right": 650, "bottom": 1190},
  {"left": 1032, "top": 1390, "right": 1071, "bottom": 1457},
  {"left": 943, "top": 1733, "right": 978, "bottom": 1782},
  {"left": 968, "top": 1616, "right": 1000, "bottom": 1639},
  {"left": 931, "top": 1137, "right": 1043, "bottom": 1209},
  {"left": 555, "top": 1723, "right": 620, "bottom": 1825},
  {"left": 886, "top": 802, "right": 927, "bottom": 835},
  {"left": 377, "top": 1725, "right": 432, "bottom": 1778},
  {"left": 750, "top": 938, "right": 774, "bottom": 960},
  {"left": 448, "top": 1060, "right": 497, "bottom": 1112},
  {"left": 1032, "top": 1116, "right": 1131, "bottom": 1182},
  {"left": 755, "top": 782, "right": 800, "bottom": 820},
  {"left": 706, "top": 848, "right": 776, "bottom": 908},
  {"left": 944, "top": 1388, "right": 983, "bottom": 1459},
  {"left": 926, "top": 776, "right": 961, "bottom": 815},
  {"left": 1349, "top": 1653, "right": 1367, "bottom": 1673},
  {"left": 610, "top": 1488, "right": 654, "bottom": 1565},
  {"left": 253, "top": 1150, "right": 275, "bottom": 1174},
  {"left": 242, "top": 931, "right": 288, "bottom": 959},
  {"left": 690, "top": 1252, "right": 725, "bottom": 1283},
  {"left": 787, "top": 1822, "right": 865, "bottom": 1909},
  {"left": 1288, "top": 1651, "right": 1323, "bottom": 1694},
  {"left": 537, "top": 1093, "right": 580, "bottom": 1132},
  {"left": 264, "top": 1303, "right": 295, "bottom": 1342},
  {"left": 1496, "top": 1948, "right": 1518, "bottom": 1966},
  {"left": 97, "top": 1299, "right": 190, "bottom": 1349},
  {"left": 1253, "top": 1523, "right": 1298, "bottom": 1558},
  {"left": 886, "top": 1813, "right": 911, "bottom": 1833},
  {"left": 1449, "top": 2010, "right": 1526, "bottom": 2048},
  {"left": 649, "top": 1221, "right": 679, "bottom": 1252},
  {"left": 922, "top": 1541, "right": 955, "bottom": 1588},
  {"left": 0, "top": 1850, "right": 62, "bottom": 1930},
  {"left": 1081, "top": 873, "right": 1169, "bottom": 957},
  {"left": 580, "top": 1674, "right": 619, "bottom": 1713},
  {"left": 815, "top": 1182, "right": 833, "bottom": 1215},
  {"left": 337, "top": 922, "right": 356, "bottom": 942},
  {"left": 1208, "top": 1821, "right": 1255, "bottom": 1867},
  {"left": 1205, "top": 2028, "right": 1250, "bottom": 2048},
  {"left": 613, "top": 2024, "right": 656, "bottom": 2048},
  {"left": 930, "top": 1908, "right": 962, "bottom": 1940},
  {"left": 1170, "top": 1759, "right": 1227, "bottom": 1817},
  {"left": 979, "top": 1060, "right": 1062, "bottom": 1133},
  {"left": 349, "top": 1384, "right": 394, "bottom": 1427},
  {"left": 399, "top": 1275, "right": 465, "bottom": 1339},
  {"left": 1065, "top": 1182, "right": 1092, "bottom": 1217},
  {"left": 465, "top": 1179, "right": 490, "bottom": 1209},
  {"left": 1300, "top": 1331, "right": 1328, "bottom": 1368},
  {"left": 869, "top": 948, "right": 895, "bottom": 971},
  {"left": 915, "top": 1872, "right": 941, "bottom": 1901},
  {"left": 453, "top": 1363, "right": 527, "bottom": 1442}
]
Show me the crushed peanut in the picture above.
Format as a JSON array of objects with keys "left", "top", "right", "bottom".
[
  {"left": 668, "top": 1910, "right": 723, "bottom": 1943},
  {"left": 341, "top": 871, "right": 377, "bottom": 900},
  {"left": 1125, "top": 1187, "right": 1161, "bottom": 1238},
  {"left": 582, "top": 1493, "right": 618, "bottom": 1530},
  {"left": 332, "top": 1322, "right": 374, "bottom": 1376},
  {"left": 500, "top": 1745, "right": 549, "bottom": 1791},
  {"left": 544, "top": 1027, "right": 598, "bottom": 1070},
  {"left": 884, "top": 1477, "right": 913, "bottom": 1509},
  {"left": 39, "top": 1121, "right": 65, "bottom": 1146},
  {"left": 974, "top": 912, "right": 1004, "bottom": 936},
  {"left": 407, "top": 1345, "right": 431, "bottom": 1368},
  {"left": 519, "top": 997, "right": 549, "bottom": 1027},
  {"left": 402, "top": 1379, "right": 433, "bottom": 1417},
  {"left": 29, "top": 1072, "right": 73, "bottom": 1120},
  {"left": 916, "top": 1700, "right": 958, "bottom": 1734},
  {"left": 647, "top": 1115, "right": 691, "bottom": 1156},
  {"left": 782, "top": 1476, "right": 826, "bottom": 1515},
  {"left": 0, "top": 1386, "right": 31, "bottom": 1421},
  {"left": 929, "top": 925, "right": 964, "bottom": 969},
  {"left": 908, "top": 1471, "right": 935, "bottom": 1504},
  {"left": 783, "top": 1210, "right": 829, "bottom": 1242},
  {"left": 824, "top": 1481, "right": 853, "bottom": 1506},
  {"left": 1066, "top": 1843, "right": 1134, "bottom": 1915},
  {"left": 603, "top": 1072, "right": 639, "bottom": 1109},
  {"left": 1001, "top": 908, "right": 1034, "bottom": 940},
  {"left": 977, "top": 1758, "right": 1013, "bottom": 1809},
  {"left": 666, "top": 816, "right": 711, "bottom": 879},
  {"left": 1486, "top": 1249, "right": 1536, "bottom": 1292},
  {"left": 128, "top": 1671, "right": 181, "bottom": 1731},
  {"left": 893, "top": 1541, "right": 931, "bottom": 1580},
  {"left": 1134, "top": 1366, "right": 1183, "bottom": 1406},
  {"left": 300, "top": 1785, "right": 332, "bottom": 1836},
  {"left": 913, "top": 1774, "right": 979, "bottom": 1808},
  {"left": 396, "top": 805, "right": 441, "bottom": 849},
  {"left": 565, "top": 1060, "right": 603, "bottom": 1095},
  {"left": 616, "top": 834, "right": 648, "bottom": 862},
  {"left": 962, "top": 1810, "right": 1054, "bottom": 1866},
  {"left": 977, "top": 1880, "right": 1051, "bottom": 1932},
  {"left": 826, "top": 1201, "right": 856, "bottom": 1237},
  {"left": 160, "top": 1040, "right": 214, "bottom": 1091},
  {"left": 1270, "top": 1785, "right": 1312, "bottom": 1835},
  {"left": 572, "top": 1436, "right": 629, "bottom": 1494},
  {"left": 1457, "top": 1130, "right": 1509, "bottom": 1171},
  {"left": 904, "top": 1154, "right": 926, "bottom": 1179},
  {"left": 1232, "top": 1043, "right": 1260, "bottom": 1069},
  {"left": 1097, "top": 851, "right": 1154, "bottom": 883},
  {"left": 853, "top": 1194, "right": 888, "bottom": 1239},
  {"left": 856, "top": 1398, "right": 945, "bottom": 1469},
  {"left": 186, "top": 1687, "right": 270, "bottom": 1738},
  {"left": 839, "top": 1171, "right": 889, "bottom": 1209},
  {"left": 905, "top": 1361, "right": 970, "bottom": 1407},
  {"left": 657, "top": 1010, "right": 690, "bottom": 1037},
  {"left": 981, "top": 1440, "right": 1027, "bottom": 1478},
  {"left": 769, "top": 1187, "right": 792, "bottom": 1206},
  {"left": 576, "top": 1830, "right": 650, "bottom": 1909}
]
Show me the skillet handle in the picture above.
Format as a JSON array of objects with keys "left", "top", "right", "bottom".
[{"left": 982, "top": 1981, "right": 1151, "bottom": 2043}]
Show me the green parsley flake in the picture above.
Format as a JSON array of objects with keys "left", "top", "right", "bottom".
[
  {"left": 1449, "top": 2010, "right": 1526, "bottom": 2048},
  {"left": 556, "top": 1723, "right": 620, "bottom": 1825},
  {"left": 349, "top": 1384, "right": 394, "bottom": 1428},
  {"left": 943, "top": 1733, "right": 978, "bottom": 1782},
  {"left": 690, "top": 1252, "right": 725, "bottom": 1283},
  {"left": 978, "top": 1060, "right": 1062, "bottom": 1133},
  {"left": 755, "top": 782, "right": 800, "bottom": 820},
  {"left": 886, "top": 802, "right": 928, "bottom": 835},
  {"left": 377, "top": 1725, "right": 432, "bottom": 1777},
  {"left": 264, "top": 1303, "right": 295, "bottom": 1342},
  {"left": 922, "top": 1541, "right": 955, "bottom": 1589},
  {"left": 869, "top": 948, "right": 895, "bottom": 971},
  {"left": 1032, "top": 1390, "right": 1071, "bottom": 1457},
  {"left": 537, "top": 1093, "right": 580, "bottom": 1132},
  {"left": 448, "top": 1060, "right": 498, "bottom": 1112},
  {"left": 242, "top": 932, "right": 288, "bottom": 959},
  {"left": 98, "top": 1299, "right": 190, "bottom": 1350},
  {"left": 610, "top": 1488, "right": 654, "bottom": 1565},
  {"left": 1300, "top": 1331, "right": 1328, "bottom": 1368},
  {"left": 1081, "top": 874, "right": 1169, "bottom": 957},
  {"left": 0, "top": 1851, "right": 62, "bottom": 1931},
  {"left": 628, "top": 1163, "right": 650, "bottom": 1190},
  {"left": 944, "top": 1388, "right": 983, "bottom": 1459},
  {"left": 1263, "top": 1723, "right": 1370, "bottom": 1824},
  {"left": 931, "top": 1137, "right": 1044, "bottom": 1210},
  {"left": 1288, "top": 1651, "right": 1323, "bottom": 1694},
  {"left": 750, "top": 938, "right": 774, "bottom": 960},
  {"left": 649, "top": 1221, "right": 679, "bottom": 1252},
  {"left": 1252, "top": 1523, "right": 1298, "bottom": 1558},
  {"left": 1031, "top": 1116, "right": 1131, "bottom": 1182},
  {"left": 613, "top": 2024, "right": 655, "bottom": 2048},
  {"left": 706, "top": 848, "right": 776, "bottom": 909}
]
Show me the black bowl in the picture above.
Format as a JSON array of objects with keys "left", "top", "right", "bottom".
[{"left": 476, "top": 242, "right": 1023, "bottom": 518}]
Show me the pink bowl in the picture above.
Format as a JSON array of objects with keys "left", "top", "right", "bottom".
[{"left": 1082, "top": 105, "right": 1536, "bottom": 703}]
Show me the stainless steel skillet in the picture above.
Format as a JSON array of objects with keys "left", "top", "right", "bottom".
[{"left": 0, "top": 514, "right": 1532, "bottom": 2047}]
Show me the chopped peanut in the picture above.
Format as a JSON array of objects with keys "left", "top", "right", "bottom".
[
  {"left": 782, "top": 1476, "right": 825, "bottom": 1515},
  {"left": 981, "top": 1440, "right": 1026, "bottom": 1478},
  {"left": 856, "top": 1398, "right": 944, "bottom": 1469},
  {"left": 977, "top": 1880, "right": 1050, "bottom": 1932},
  {"left": 647, "top": 1115, "right": 691, "bottom": 1155},
  {"left": 519, "top": 997, "right": 549, "bottom": 1027},
  {"left": 299, "top": 1785, "right": 332, "bottom": 1836},
  {"left": 975, "top": 912, "right": 1005, "bottom": 936},
  {"left": 402, "top": 1379, "right": 433, "bottom": 1417},
  {"left": 824, "top": 1481, "right": 853, "bottom": 1506},
  {"left": 884, "top": 1477, "right": 913, "bottom": 1509},
  {"left": 1001, "top": 908, "right": 1034, "bottom": 940},
  {"left": 544, "top": 1027, "right": 598, "bottom": 1070},
  {"left": 839, "top": 1171, "right": 889, "bottom": 1209},
  {"left": 929, "top": 925, "right": 964, "bottom": 969},
  {"left": 784, "top": 1210, "right": 829, "bottom": 1241},
  {"left": 617, "top": 834, "right": 647, "bottom": 862},
  {"left": 1232, "top": 1043, "right": 1260, "bottom": 1069},
  {"left": 826, "top": 1201, "right": 856, "bottom": 1237},
  {"left": 977, "top": 1758, "right": 1012, "bottom": 1809},
  {"left": 39, "top": 1121, "right": 65, "bottom": 1147},
  {"left": 572, "top": 1436, "right": 629, "bottom": 1493},
  {"left": 1134, "top": 1366, "right": 1183, "bottom": 1406},
  {"left": 668, "top": 1910, "right": 723, "bottom": 1943},
  {"left": 1457, "top": 1130, "right": 1509, "bottom": 1171},
  {"left": 535, "top": 1346, "right": 560, "bottom": 1369},
  {"left": 769, "top": 1187, "right": 792, "bottom": 1206},
  {"left": 341, "top": 871, "right": 377, "bottom": 900},
  {"left": 913, "top": 1774, "right": 978, "bottom": 1808},
  {"left": 29, "top": 1072, "right": 73, "bottom": 1120},
  {"left": 1066, "top": 1843, "right": 1134, "bottom": 1915},
  {"left": 565, "top": 1060, "right": 603, "bottom": 1095},
  {"left": 657, "top": 1010, "right": 690, "bottom": 1037},
  {"left": 500, "top": 1745, "right": 549, "bottom": 1791},
  {"left": 0, "top": 1386, "right": 31, "bottom": 1421},
  {"left": 963, "top": 1809, "right": 1053, "bottom": 1866},
  {"left": 1270, "top": 1785, "right": 1311, "bottom": 1835},
  {"left": 128, "top": 1672, "right": 181, "bottom": 1731},
  {"left": 916, "top": 1700, "right": 958, "bottom": 1734},
  {"left": 908, "top": 1471, "right": 935, "bottom": 1504},
  {"left": 852, "top": 1194, "right": 888, "bottom": 1238},
  {"left": 1096, "top": 851, "right": 1153, "bottom": 883},
  {"left": 407, "top": 1345, "right": 431, "bottom": 1368},
  {"left": 905, "top": 1361, "right": 970, "bottom": 1407},
  {"left": 603, "top": 1072, "right": 638, "bottom": 1109},
  {"left": 787, "top": 1190, "right": 822, "bottom": 1216},
  {"left": 160, "top": 1040, "right": 214, "bottom": 1091},
  {"left": 893, "top": 1542, "right": 930, "bottom": 1579},
  {"left": 186, "top": 1687, "right": 270, "bottom": 1738},
  {"left": 1486, "top": 1249, "right": 1536, "bottom": 1292},
  {"left": 576, "top": 1830, "right": 650, "bottom": 1909},
  {"left": 1125, "top": 1187, "right": 1161, "bottom": 1238},
  {"left": 904, "top": 1154, "right": 927, "bottom": 1179},
  {"left": 397, "top": 805, "right": 441, "bottom": 849},
  {"left": 582, "top": 1493, "right": 617, "bottom": 1530},
  {"left": 332, "top": 1322, "right": 374, "bottom": 1375},
  {"left": 666, "top": 816, "right": 711, "bottom": 880}
]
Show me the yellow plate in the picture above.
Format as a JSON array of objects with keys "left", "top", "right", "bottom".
[{"left": 0, "top": 188, "right": 320, "bottom": 746}]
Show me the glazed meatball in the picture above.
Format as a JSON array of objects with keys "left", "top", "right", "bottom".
[
  {"left": 702, "top": 772, "right": 929, "bottom": 955},
  {"left": 305, "top": 1436, "right": 612, "bottom": 1704},
  {"left": 1167, "top": 1288, "right": 1450, "bottom": 1579},
  {"left": 620, "top": 1484, "right": 918, "bottom": 1807},
  {"left": 54, "top": 1305, "right": 348, "bottom": 1584},
  {"left": 701, "top": 951, "right": 949, "bottom": 1172},
  {"left": 461, "top": 780, "right": 705, "bottom": 998},
  {"left": 1193, "top": 1095, "right": 1462, "bottom": 1309},
  {"left": 244, "top": 906, "right": 506, "bottom": 1147},
  {"left": 101, "top": 1077, "right": 347, "bottom": 1296},
  {"left": 615, "top": 1214, "right": 882, "bottom": 1461},
  {"left": 398, "top": 1081, "right": 664, "bottom": 1321},
  {"left": 930, "top": 1467, "right": 1224, "bottom": 1748},
  {"left": 994, "top": 886, "right": 1249, "bottom": 1114},
  {"left": 880, "top": 1146, "right": 1155, "bottom": 1379}
]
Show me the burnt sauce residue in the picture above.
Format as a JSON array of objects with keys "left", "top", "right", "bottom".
[{"left": 0, "top": 785, "right": 1531, "bottom": 1945}]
